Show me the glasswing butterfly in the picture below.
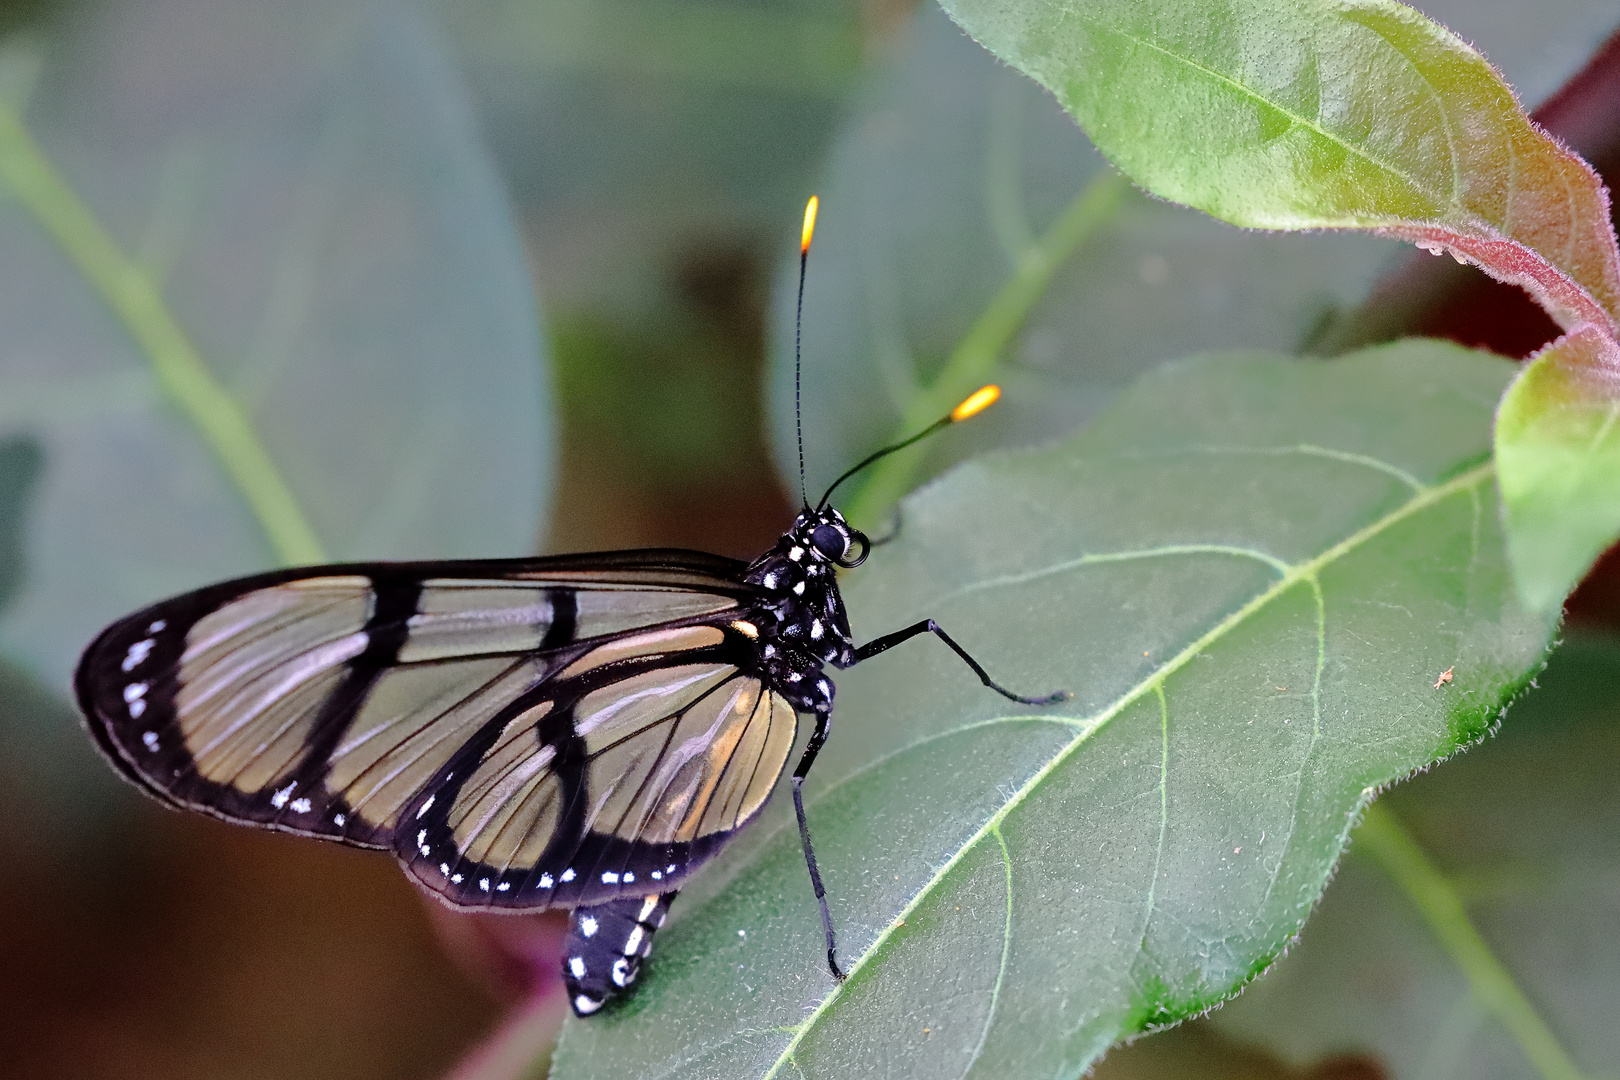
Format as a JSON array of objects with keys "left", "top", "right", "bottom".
[{"left": 75, "top": 198, "right": 1066, "bottom": 1017}]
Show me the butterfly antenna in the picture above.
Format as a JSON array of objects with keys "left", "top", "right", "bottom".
[
  {"left": 817, "top": 385, "right": 1001, "bottom": 511},
  {"left": 794, "top": 196, "right": 818, "bottom": 511}
]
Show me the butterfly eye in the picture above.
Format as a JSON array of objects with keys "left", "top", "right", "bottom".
[{"left": 810, "top": 524, "right": 847, "bottom": 560}]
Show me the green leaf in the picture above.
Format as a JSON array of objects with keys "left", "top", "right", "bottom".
[
  {"left": 1201, "top": 632, "right": 1620, "bottom": 1080},
  {"left": 0, "top": 0, "right": 552, "bottom": 691},
  {"left": 772, "top": 2, "right": 1401, "bottom": 526},
  {"left": 1495, "top": 327, "right": 1620, "bottom": 614},
  {"left": 552, "top": 341, "right": 1553, "bottom": 1080},
  {"left": 935, "top": 0, "right": 1620, "bottom": 337}
]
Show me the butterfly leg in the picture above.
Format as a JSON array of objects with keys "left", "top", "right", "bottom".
[
  {"left": 792, "top": 708, "right": 845, "bottom": 982},
  {"left": 852, "top": 620, "right": 1069, "bottom": 705},
  {"left": 563, "top": 891, "right": 678, "bottom": 1017}
]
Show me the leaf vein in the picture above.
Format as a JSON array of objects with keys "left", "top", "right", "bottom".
[
  {"left": 935, "top": 544, "right": 1290, "bottom": 605},
  {"left": 961, "top": 825, "right": 1015, "bottom": 1077},
  {"left": 1085, "top": 23, "right": 1433, "bottom": 205}
]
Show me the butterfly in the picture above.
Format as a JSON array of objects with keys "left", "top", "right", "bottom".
[{"left": 74, "top": 198, "right": 1066, "bottom": 1018}]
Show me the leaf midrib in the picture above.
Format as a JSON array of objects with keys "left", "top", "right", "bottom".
[
  {"left": 759, "top": 459, "right": 1495, "bottom": 1077},
  {"left": 1082, "top": 21, "right": 1442, "bottom": 218}
]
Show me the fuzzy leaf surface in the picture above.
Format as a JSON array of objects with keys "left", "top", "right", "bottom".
[
  {"left": 553, "top": 342, "right": 1553, "bottom": 1079},
  {"left": 1206, "top": 632, "right": 1620, "bottom": 1080},
  {"left": 1496, "top": 327, "right": 1620, "bottom": 612}
]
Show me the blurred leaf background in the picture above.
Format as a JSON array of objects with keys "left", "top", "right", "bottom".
[{"left": 0, "top": 0, "right": 1617, "bottom": 1078}]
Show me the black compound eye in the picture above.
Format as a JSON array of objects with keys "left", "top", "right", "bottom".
[{"left": 810, "top": 524, "right": 846, "bottom": 559}]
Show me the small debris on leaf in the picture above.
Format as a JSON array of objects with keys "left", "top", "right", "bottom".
[{"left": 1433, "top": 667, "right": 1454, "bottom": 689}]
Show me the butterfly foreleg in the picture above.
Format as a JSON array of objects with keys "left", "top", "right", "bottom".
[
  {"left": 851, "top": 619, "right": 1069, "bottom": 705},
  {"left": 791, "top": 707, "right": 845, "bottom": 981}
]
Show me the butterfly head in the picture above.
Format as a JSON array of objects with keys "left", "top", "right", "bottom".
[{"left": 790, "top": 507, "right": 869, "bottom": 569}]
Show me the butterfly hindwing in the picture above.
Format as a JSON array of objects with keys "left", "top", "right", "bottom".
[
  {"left": 76, "top": 552, "right": 796, "bottom": 904},
  {"left": 400, "top": 622, "right": 800, "bottom": 908}
]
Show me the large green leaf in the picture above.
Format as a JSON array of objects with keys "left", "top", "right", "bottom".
[
  {"left": 0, "top": 0, "right": 552, "bottom": 693},
  {"left": 552, "top": 341, "right": 1553, "bottom": 1079},
  {"left": 1200, "top": 632, "right": 1620, "bottom": 1080}
]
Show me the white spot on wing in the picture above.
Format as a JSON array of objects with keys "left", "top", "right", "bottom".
[
  {"left": 496, "top": 882, "right": 511, "bottom": 892},
  {"left": 141, "top": 730, "right": 159, "bottom": 750},
  {"left": 270, "top": 783, "right": 295, "bottom": 810},
  {"left": 580, "top": 916, "right": 599, "bottom": 937},
  {"left": 574, "top": 994, "right": 602, "bottom": 1015},
  {"left": 601, "top": 871, "right": 619, "bottom": 884},
  {"left": 622, "top": 871, "right": 635, "bottom": 884},
  {"left": 623, "top": 926, "right": 644, "bottom": 955},
  {"left": 128, "top": 699, "right": 146, "bottom": 718},
  {"left": 148, "top": 620, "right": 166, "bottom": 633},
  {"left": 416, "top": 794, "right": 435, "bottom": 819},
  {"left": 333, "top": 813, "right": 346, "bottom": 827},
  {"left": 570, "top": 957, "right": 587, "bottom": 978},
  {"left": 539, "top": 873, "right": 555, "bottom": 888},
  {"left": 561, "top": 868, "right": 575, "bottom": 883},
  {"left": 289, "top": 798, "right": 312, "bottom": 814},
  {"left": 122, "top": 639, "right": 155, "bottom": 672}
]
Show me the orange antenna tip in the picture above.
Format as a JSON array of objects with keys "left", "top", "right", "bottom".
[
  {"left": 801, "top": 196, "right": 819, "bottom": 254},
  {"left": 950, "top": 384, "right": 1000, "bottom": 422}
]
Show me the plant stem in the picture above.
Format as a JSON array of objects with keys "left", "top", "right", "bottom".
[
  {"left": 841, "top": 168, "right": 1128, "bottom": 529},
  {"left": 1357, "top": 800, "right": 1587, "bottom": 1080},
  {"left": 0, "top": 101, "right": 326, "bottom": 566}
]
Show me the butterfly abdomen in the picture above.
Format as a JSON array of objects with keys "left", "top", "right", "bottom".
[{"left": 563, "top": 891, "right": 677, "bottom": 1016}]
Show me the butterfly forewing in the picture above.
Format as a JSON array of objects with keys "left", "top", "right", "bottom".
[{"left": 77, "top": 553, "right": 795, "bottom": 902}]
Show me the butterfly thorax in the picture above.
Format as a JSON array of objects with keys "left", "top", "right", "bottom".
[{"left": 742, "top": 507, "right": 865, "bottom": 713}]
